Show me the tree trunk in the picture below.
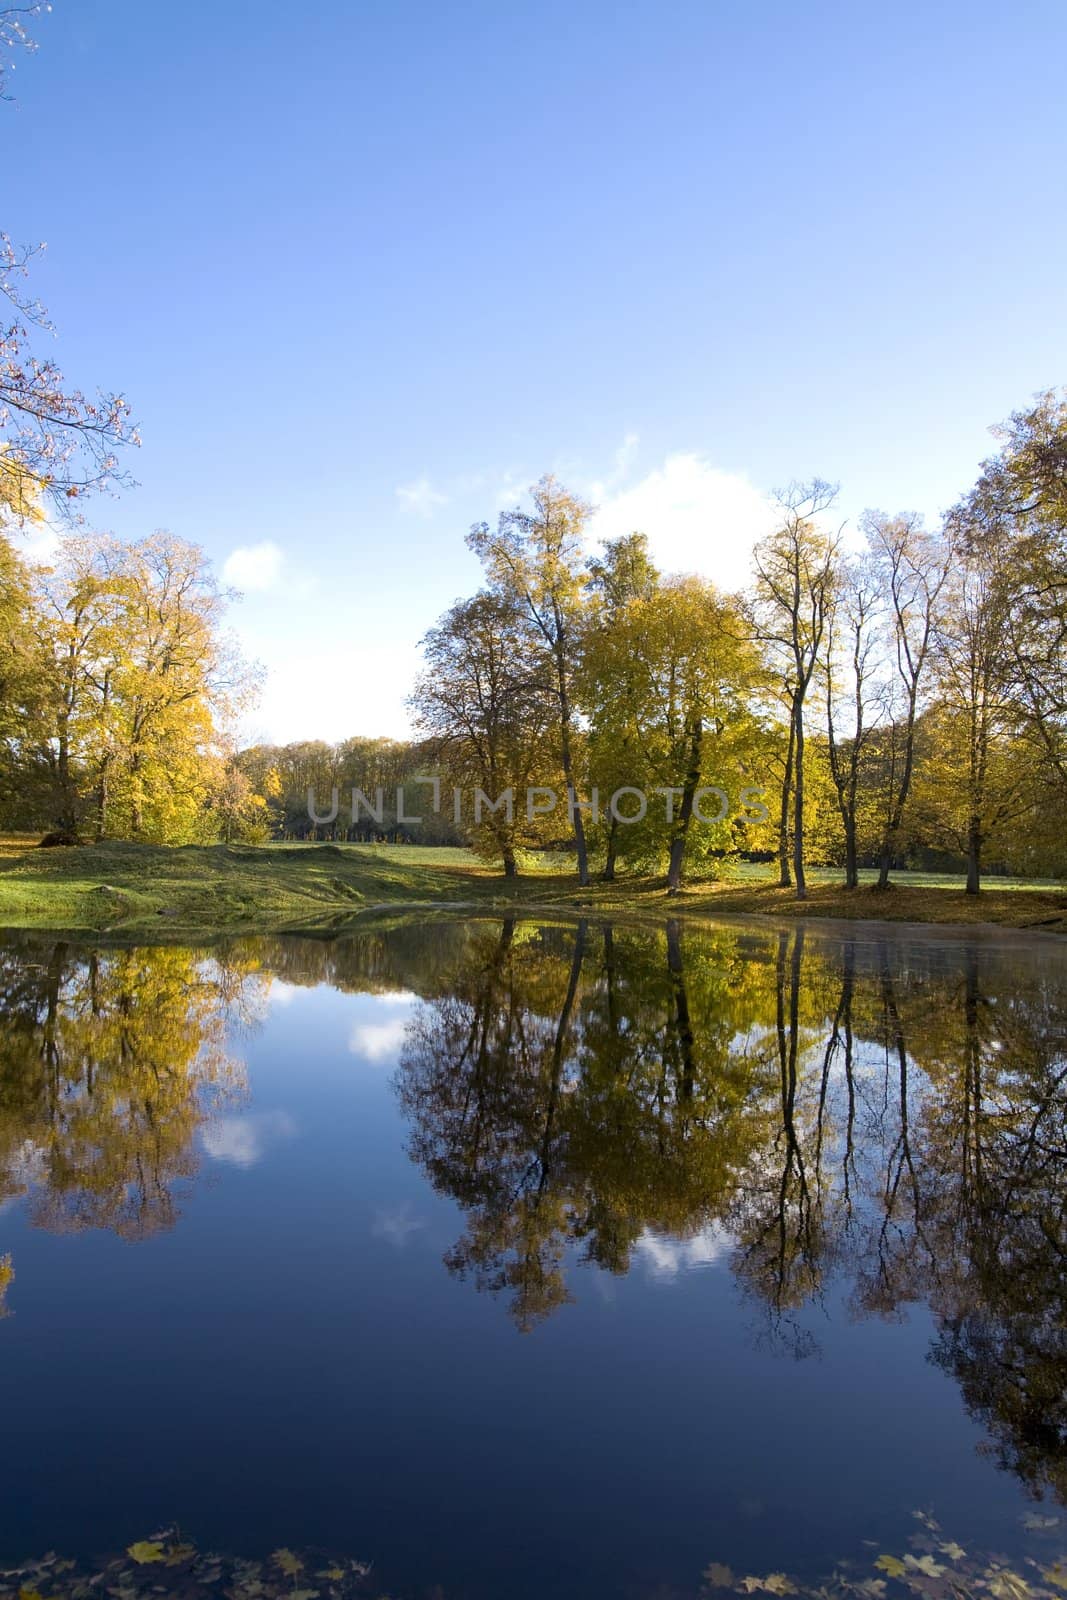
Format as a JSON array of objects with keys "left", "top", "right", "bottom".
[
  {"left": 778, "top": 713, "right": 795, "bottom": 888},
  {"left": 502, "top": 844, "right": 519, "bottom": 879},
  {"left": 667, "top": 719, "right": 702, "bottom": 895},
  {"left": 965, "top": 818, "right": 982, "bottom": 895},
  {"left": 130, "top": 749, "right": 144, "bottom": 838},
  {"left": 602, "top": 816, "right": 619, "bottom": 882},
  {"left": 558, "top": 678, "right": 589, "bottom": 886},
  {"left": 843, "top": 818, "right": 858, "bottom": 890},
  {"left": 876, "top": 845, "right": 892, "bottom": 891},
  {"left": 94, "top": 760, "right": 111, "bottom": 842},
  {"left": 792, "top": 700, "right": 807, "bottom": 899}
]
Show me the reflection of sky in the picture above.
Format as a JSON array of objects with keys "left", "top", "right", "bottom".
[
  {"left": 371, "top": 1203, "right": 426, "bottom": 1247},
  {"left": 347, "top": 991, "right": 418, "bottom": 1066},
  {"left": 201, "top": 1110, "right": 297, "bottom": 1168},
  {"left": 633, "top": 1222, "right": 733, "bottom": 1279}
]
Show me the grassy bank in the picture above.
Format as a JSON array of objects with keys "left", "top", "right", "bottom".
[{"left": 1, "top": 837, "right": 1066, "bottom": 936}]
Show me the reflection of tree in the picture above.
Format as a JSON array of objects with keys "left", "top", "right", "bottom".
[
  {"left": 0, "top": 942, "right": 252, "bottom": 1237},
  {"left": 2, "top": 919, "right": 1066, "bottom": 1508},
  {"left": 396, "top": 916, "right": 1067, "bottom": 1501},
  {"left": 398, "top": 919, "right": 778, "bottom": 1328},
  {"left": 922, "top": 948, "right": 1067, "bottom": 1501}
]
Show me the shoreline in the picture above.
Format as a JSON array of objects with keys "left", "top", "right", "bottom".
[{"left": 2, "top": 839, "right": 1065, "bottom": 941}]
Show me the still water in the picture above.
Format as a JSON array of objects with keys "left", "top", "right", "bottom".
[{"left": 1, "top": 915, "right": 1065, "bottom": 1598}]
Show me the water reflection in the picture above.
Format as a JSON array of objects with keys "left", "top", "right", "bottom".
[
  {"left": 1, "top": 916, "right": 1066, "bottom": 1509},
  {"left": 0, "top": 941, "right": 257, "bottom": 1235}
]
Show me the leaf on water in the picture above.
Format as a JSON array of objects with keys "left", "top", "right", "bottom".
[
  {"left": 127, "top": 1545, "right": 166, "bottom": 1566},
  {"left": 986, "top": 1572, "right": 1033, "bottom": 1600},
  {"left": 1023, "top": 1517, "right": 1060, "bottom": 1533},
  {"left": 703, "top": 1563, "right": 734, "bottom": 1588},
  {"left": 937, "top": 1544, "right": 966, "bottom": 1562},
  {"left": 288, "top": 1590, "right": 318, "bottom": 1600},
  {"left": 164, "top": 1546, "right": 197, "bottom": 1568},
  {"left": 315, "top": 1574, "right": 346, "bottom": 1585},
  {"left": 19, "top": 1588, "right": 46, "bottom": 1600},
  {"left": 875, "top": 1557, "right": 907, "bottom": 1579},
  {"left": 272, "top": 1553, "right": 303, "bottom": 1579},
  {"left": 737, "top": 1576, "right": 797, "bottom": 1595},
  {"left": 854, "top": 1581, "right": 887, "bottom": 1598},
  {"left": 905, "top": 1555, "right": 946, "bottom": 1579},
  {"left": 1041, "top": 1567, "right": 1067, "bottom": 1591}
]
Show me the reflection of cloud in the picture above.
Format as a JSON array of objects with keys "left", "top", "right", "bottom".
[
  {"left": 347, "top": 991, "right": 417, "bottom": 1065},
  {"left": 633, "top": 1223, "right": 732, "bottom": 1278},
  {"left": 349, "top": 1018, "right": 408, "bottom": 1062},
  {"left": 371, "top": 1204, "right": 426, "bottom": 1248},
  {"left": 201, "top": 1110, "right": 297, "bottom": 1169},
  {"left": 268, "top": 980, "right": 302, "bottom": 1008}
]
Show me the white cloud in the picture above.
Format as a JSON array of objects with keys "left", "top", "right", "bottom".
[
  {"left": 633, "top": 1223, "right": 733, "bottom": 1278},
  {"left": 589, "top": 453, "right": 777, "bottom": 593},
  {"left": 396, "top": 477, "right": 449, "bottom": 517},
  {"left": 223, "top": 540, "right": 284, "bottom": 592},
  {"left": 234, "top": 635, "right": 417, "bottom": 744},
  {"left": 588, "top": 430, "right": 640, "bottom": 500},
  {"left": 201, "top": 1110, "right": 297, "bottom": 1169},
  {"left": 14, "top": 517, "right": 61, "bottom": 566}
]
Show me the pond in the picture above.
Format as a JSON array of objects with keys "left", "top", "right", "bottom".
[{"left": 1, "top": 915, "right": 1065, "bottom": 1599}]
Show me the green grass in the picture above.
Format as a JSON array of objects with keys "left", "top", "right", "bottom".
[{"left": 1, "top": 837, "right": 1064, "bottom": 937}]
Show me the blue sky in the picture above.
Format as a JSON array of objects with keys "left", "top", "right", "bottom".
[{"left": 7, "top": 0, "right": 1066, "bottom": 741}]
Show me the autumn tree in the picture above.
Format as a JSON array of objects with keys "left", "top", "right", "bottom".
[
  {"left": 963, "top": 392, "right": 1067, "bottom": 806},
  {"left": 822, "top": 553, "right": 883, "bottom": 888},
  {"left": 27, "top": 533, "right": 256, "bottom": 841},
  {"left": 410, "top": 589, "right": 558, "bottom": 875},
  {"left": 468, "top": 476, "right": 594, "bottom": 883},
  {"left": 579, "top": 533, "right": 660, "bottom": 881},
  {"left": 922, "top": 537, "right": 1027, "bottom": 893},
  {"left": 751, "top": 481, "right": 841, "bottom": 899},
  {"left": 862, "top": 511, "right": 949, "bottom": 888}
]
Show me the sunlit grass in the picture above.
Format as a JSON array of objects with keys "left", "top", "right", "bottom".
[{"left": 0, "top": 837, "right": 1063, "bottom": 936}]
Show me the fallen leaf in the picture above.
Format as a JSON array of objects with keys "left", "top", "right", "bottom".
[
  {"left": 698, "top": 1563, "right": 731, "bottom": 1588},
  {"left": 164, "top": 1546, "right": 196, "bottom": 1568},
  {"left": 905, "top": 1555, "right": 945, "bottom": 1579},
  {"left": 875, "top": 1557, "right": 907, "bottom": 1580},
  {"left": 938, "top": 1545, "right": 966, "bottom": 1562},
  {"left": 986, "top": 1573, "right": 1033, "bottom": 1600},
  {"left": 127, "top": 1545, "right": 165, "bottom": 1567},
  {"left": 272, "top": 1553, "right": 303, "bottom": 1579},
  {"left": 1022, "top": 1517, "right": 1059, "bottom": 1533}
]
